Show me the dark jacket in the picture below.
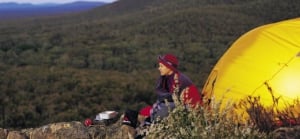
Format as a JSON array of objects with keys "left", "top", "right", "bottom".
[{"left": 156, "top": 72, "right": 202, "bottom": 107}]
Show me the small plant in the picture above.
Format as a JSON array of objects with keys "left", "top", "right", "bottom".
[
  {"left": 146, "top": 95, "right": 268, "bottom": 139},
  {"left": 237, "top": 96, "right": 300, "bottom": 132}
]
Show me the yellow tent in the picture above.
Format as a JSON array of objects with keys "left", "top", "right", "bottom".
[{"left": 202, "top": 18, "right": 300, "bottom": 116}]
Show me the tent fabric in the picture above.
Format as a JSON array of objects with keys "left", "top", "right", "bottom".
[{"left": 202, "top": 18, "right": 300, "bottom": 112}]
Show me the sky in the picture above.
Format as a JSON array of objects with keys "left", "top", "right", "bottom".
[{"left": 0, "top": 0, "right": 117, "bottom": 4}]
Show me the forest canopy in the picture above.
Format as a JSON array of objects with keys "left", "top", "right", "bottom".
[{"left": 0, "top": 0, "right": 299, "bottom": 128}]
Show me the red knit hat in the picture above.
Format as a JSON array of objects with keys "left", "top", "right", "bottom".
[{"left": 158, "top": 54, "right": 179, "bottom": 71}]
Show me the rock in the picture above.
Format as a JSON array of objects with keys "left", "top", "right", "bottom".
[
  {"left": 0, "top": 128, "right": 8, "bottom": 139},
  {"left": 7, "top": 131, "right": 27, "bottom": 139},
  {"left": 0, "top": 112, "right": 124, "bottom": 139},
  {"left": 24, "top": 121, "right": 90, "bottom": 139},
  {"left": 272, "top": 126, "right": 300, "bottom": 139},
  {"left": 3, "top": 120, "right": 300, "bottom": 139},
  {"left": 18, "top": 120, "right": 123, "bottom": 139}
]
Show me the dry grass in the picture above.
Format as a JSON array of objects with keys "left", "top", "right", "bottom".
[
  {"left": 144, "top": 94, "right": 300, "bottom": 139},
  {"left": 237, "top": 96, "right": 300, "bottom": 132}
]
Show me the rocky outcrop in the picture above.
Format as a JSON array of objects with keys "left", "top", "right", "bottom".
[
  {"left": 272, "top": 126, "right": 300, "bottom": 139},
  {"left": 26, "top": 121, "right": 89, "bottom": 139},
  {"left": 7, "top": 131, "right": 27, "bottom": 139},
  {"left": 0, "top": 128, "right": 9, "bottom": 139},
  {"left": 0, "top": 120, "right": 124, "bottom": 139},
  {"left": 1, "top": 120, "right": 300, "bottom": 139}
]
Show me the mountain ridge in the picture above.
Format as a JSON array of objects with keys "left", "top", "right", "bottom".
[{"left": 0, "top": 1, "right": 108, "bottom": 20}]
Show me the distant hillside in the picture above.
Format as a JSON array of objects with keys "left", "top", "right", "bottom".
[
  {"left": 0, "top": 0, "right": 299, "bottom": 129},
  {"left": 0, "top": 1, "right": 108, "bottom": 20}
]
